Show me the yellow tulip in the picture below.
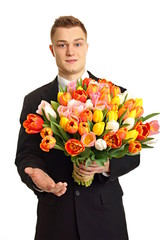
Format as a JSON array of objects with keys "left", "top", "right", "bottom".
[
  {"left": 129, "top": 109, "right": 136, "bottom": 118},
  {"left": 107, "top": 110, "right": 118, "bottom": 121},
  {"left": 111, "top": 96, "right": 121, "bottom": 106},
  {"left": 93, "top": 110, "right": 103, "bottom": 122},
  {"left": 57, "top": 92, "right": 63, "bottom": 103},
  {"left": 125, "top": 130, "right": 138, "bottom": 143},
  {"left": 93, "top": 122, "right": 105, "bottom": 136},
  {"left": 77, "top": 86, "right": 83, "bottom": 90},
  {"left": 59, "top": 117, "right": 69, "bottom": 131},
  {"left": 135, "top": 98, "right": 143, "bottom": 107}
]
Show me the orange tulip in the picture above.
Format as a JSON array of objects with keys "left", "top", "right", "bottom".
[
  {"left": 66, "top": 120, "right": 78, "bottom": 134},
  {"left": 80, "top": 109, "right": 93, "bottom": 122},
  {"left": 118, "top": 107, "right": 129, "bottom": 120},
  {"left": 23, "top": 114, "right": 44, "bottom": 134},
  {"left": 99, "top": 92, "right": 111, "bottom": 104},
  {"left": 40, "top": 135, "right": 56, "bottom": 152},
  {"left": 134, "top": 121, "right": 150, "bottom": 140},
  {"left": 59, "top": 92, "right": 72, "bottom": 106},
  {"left": 117, "top": 127, "right": 128, "bottom": 140},
  {"left": 128, "top": 141, "right": 142, "bottom": 154},
  {"left": 124, "top": 99, "right": 136, "bottom": 111},
  {"left": 40, "top": 127, "right": 53, "bottom": 138},
  {"left": 65, "top": 139, "right": 85, "bottom": 156},
  {"left": 86, "top": 83, "right": 99, "bottom": 97},
  {"left": 72, "top": 89, "right": 87, "bottom": 103},
  {"left": 103, "top": 132, "right": 122, "bottom": 148},
  {"left": 135, "top": 106, "right": 144, "bottom": 118},
  {"left": 111, "top": 85, "right": 121, "bottom": 97},
  {"left": 78, "top": 122, "right": 90, "bottom": 135}
]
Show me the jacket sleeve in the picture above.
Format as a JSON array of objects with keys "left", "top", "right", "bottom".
[{"left": 15, "top": 95, "right": 47, "bottom": 193}]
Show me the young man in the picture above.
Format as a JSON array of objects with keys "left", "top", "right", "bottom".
[{"left": 15, "top": 16, "right": 140, "bottom": 240}]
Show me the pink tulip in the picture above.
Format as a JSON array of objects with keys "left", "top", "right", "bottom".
[
  {"left": 71, "top": 101, "right": 85, "bottom": 117},
  {"left": 81, "top": 132, "right": 96, "bottom": 147},
  {"left": 57, "top": 105, "right": 72, "bottom": 118},
  {"left": 67, "top": 79, "right": 77, "bottom": 95},
  {"left": 149, "top": 120, "right": 160, "bottom": 135},
  {"left": 36, "top": 100, "right": 51, "bottom": 115}
]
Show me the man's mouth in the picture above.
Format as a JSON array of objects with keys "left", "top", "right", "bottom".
[{"left": 65, "top": 59, "right": 77, "bottom": 64}]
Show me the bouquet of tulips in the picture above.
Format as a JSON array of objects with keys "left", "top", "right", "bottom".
[{"left": 23, "top": 78, "right": 160, "bottom": 186}]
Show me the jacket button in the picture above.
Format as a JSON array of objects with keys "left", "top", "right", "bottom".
[{"left": 75, "top": 190, "right": 80, "bottom": 196}]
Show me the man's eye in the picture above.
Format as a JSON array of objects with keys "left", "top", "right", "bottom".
[
  {"left": 58, "top": 44, "right": 66, "bottom": 48},
  {"left": 75, "top": 43, "right": 81, "bottom": 47}
]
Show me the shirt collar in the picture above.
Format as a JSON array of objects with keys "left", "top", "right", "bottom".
[{"left": 58, "top": 70, "right": 89, "bottom": 90}]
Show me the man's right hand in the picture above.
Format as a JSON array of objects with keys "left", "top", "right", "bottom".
[{"left": 25, "top": 167, "right": 67, "bottom": 197}]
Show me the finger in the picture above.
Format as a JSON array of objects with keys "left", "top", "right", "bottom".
[{"left": 25, "top": 167, "right": 34, "bottom": 176}]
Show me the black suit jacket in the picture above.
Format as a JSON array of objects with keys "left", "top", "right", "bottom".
[{"left": 15, "top": 72, "right": 140, "bottom": 240}]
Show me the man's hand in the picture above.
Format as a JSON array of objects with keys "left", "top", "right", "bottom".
[
  {"left": 25, "top": 167, "right": 67, "bottom": 197},
  {"left": 75, "top": 160, "right": 110, "bottom": 176}
]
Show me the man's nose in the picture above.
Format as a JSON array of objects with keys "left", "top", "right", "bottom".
[{"left": 66, "top": 45, "right": 74, "bottom": 56}]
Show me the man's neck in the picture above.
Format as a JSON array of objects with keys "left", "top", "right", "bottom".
[{"left": 58, "top": 70, "right": 86, "bottom": 81}]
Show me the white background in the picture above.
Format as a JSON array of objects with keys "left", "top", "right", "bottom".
[{"left": 0, "top": 0, "right": 160, "bottom": 239}]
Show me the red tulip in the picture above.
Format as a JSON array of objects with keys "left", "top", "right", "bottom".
[
  {"left": 23, "top": 114, "right": 44, "bottom": 134},
  {"left": 65, "top": 139, "right": 85, "bottom": 156}
]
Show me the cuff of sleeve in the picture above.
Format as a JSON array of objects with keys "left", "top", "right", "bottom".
[{"left": 102, "top": 172, "right": 110, "bottom": 177}]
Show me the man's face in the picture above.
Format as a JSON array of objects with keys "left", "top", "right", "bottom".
[{"left": 50, "top": 26, "right": 88, "bottom": 80}]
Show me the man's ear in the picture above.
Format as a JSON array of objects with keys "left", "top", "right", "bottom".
[{"left": 49, "top": 45, "right": 55, "bottom": 57}]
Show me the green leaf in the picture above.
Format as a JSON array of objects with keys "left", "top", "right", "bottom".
[
  {"left": 102, "top": 109, "right": 108, "bottom": 121},
  {"left": 51, "top": 101, "right": 60, "bottom": 112},
  {"left": 59, "top": 84, "right": 65, "bottom": 92},
  {"left": 51, "top": 121, "right": 70, "bottom": 142},
  {"left": 140, "top": 112, "right": 160, "bottom": 122},
  {"left": 54, "top": 144, "right": 64, "bottom": 151},
  {"left": 83, "top": 83, "right": 87, "bottom": 91},
  {"left": 118, "top": 109, "right": 128, "bottom": 125},
  {"left": 141, "top": 144, "right": 154, "bottom": 149},
  {"left": 87, "top": 120, "right": 93, "bottom": 131},
  {"left": 100, "top": 129, "right": 112, "bottom": 138},
  {"left": 41, "top": 108, "right": 50, "bottom": 124}
]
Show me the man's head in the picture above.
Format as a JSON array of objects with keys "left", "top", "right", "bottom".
[
  {"left": 50, "top": 16, "right": 87, "bottom": 43},
  {"left": 49, "top": 16, "right": 88, "bottom": 80}
]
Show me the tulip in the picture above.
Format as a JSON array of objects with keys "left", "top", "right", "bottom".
[
  {"left": 118, "top": 91, "right": 133, "bottom": 104},
  {"left": 111, "top": 85, "right": 121, "bottom": 97},
  {"left": 91, "top": 92, "right": 101, "bottom": 106},
  {"left": 93, "top": 110, "right": 103, "bottom": 122},
  {"left": 43, "top": 105, "right": 57, "bottom": 120},
  {"left": 85, "top": 99, "right": 93, "bottom": 110},
  {"left": 59, "top": 92, "right": 72, "bottom": 106},
  {"left": 117, "top": 127, "right": 128, "bottom": 140},
  {"left": 82, "top": 78, "right": 92, "bottom": 87},
  {"left": 59, "top": 117, "right": 69, "bottom": 131},
  {"left": 57, "top": 105, "right": 72, "bottom": 118},
  {"left": 81, "top": 132, "right": 96, "bottom": 147},
  {"left": 128, "top": 141, "right": 142, "bottom": 154},
  {"left": 70, "top": 100, "right": 85, "bottom": 117},
  {"left": 65, "top": 139, "right": 85, "bottom": 156},
  {"left": 86, "top": 83, "right": 99, "bottom": 97},
  {"left": 107, "top": 110, "right": 118, "bottom": 121},
  {"left": 67, "top": 79, "right": 77, "bottom": 95},
  {"left": 135, "top": 98, "right": 143, "bottom": 108},
  {"left": 57, "top": 92, "right": 63, "bottom": 103},
  {"left": 99, "top": 92, "right": 111, "bottom": 105},
  {"left": 95, "top": 139, "right": 107, "bottom": 151},
  {"left": 93, "top": 122, "right": 105, "bottom": 136},
  {"left": 100, "top": 86, "right": 110, "bottom": 95},
  {"left": 124, "top": 99, "right": 136, "bottom": 111},
  {"left": 148, "top": 120, "right": 160, "bottom": 135},
  {"left": 123, "top": 117, "right": 135, "bottom": 130},
  {"left": 78, "top": 122, "right": 90, "bottom": 135},
  {"left": 106, "top": 120, "right": 119, "bottom": 133},
  {"left": 111, "top": 96, "right": 121, "bottom": 106},
  {"left": 80, "top": 109, "right": 93, "bottom": 122},
  {"left": 134, "top": 121, "right": 150, "bottom": 140},
  {"left": 72, "top": 89, "right": 87, "bottom": 103},
  {"left": 66, "top": 120, "right": 78, "bottom": 134},
  {"left": 36, "top": 100, "right": 51, "bottom": 116},
  {"left": 94, "top": 100, "right": 109, "bottom": 111},
  {"left": 118, "top": 107, "right": 129, "bottom": 120},
  {"left": 129, "top": 109, "right": 136, "bottom": 118},
  {"left": 103, "top": 133, "right": 122, "bottom": 148},
  {"left": 125, "top": 130, "right": 138, "bottom": 143},
  {"left": 135, "top": 106, "right": 144, "bottom": 118},
  {"left": 40, "top": 127, "right": 53, "bottom": 138},
  {"left": 68, "top": 114, "right": 80, "bottom": 124},
  {"left": 40, "top": 135, "right": 56, "bottom": 152},
  {"left": 23, "top": 114, "right": 44, "bottom": 134}
]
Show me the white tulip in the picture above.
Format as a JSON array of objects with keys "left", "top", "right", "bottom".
[
  {"left": 95, "top": 139, "right": 107, "bottom": 151},
  {"left": 44, "top": 105, "right": 57, "bottom": 120},
  {"left": 106, "top": 120, "right": 119, "bottom": 133},
  {"left": 123, "top": 117, "right": 135, "bottom": 130},
  {"left": 85, "top": 99, "right": 93, "bottom": 110}
]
